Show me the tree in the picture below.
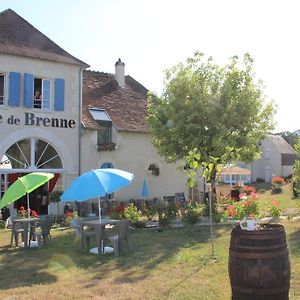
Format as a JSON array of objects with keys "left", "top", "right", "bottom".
[
  {"left": 147, "top": 52, "right": 276, "bottom": 195},
  {"left": 275, "top": 131, "right": 300, "bottom": 149},
  {"left": 292, "top": 138, "right": 300, "bottom": 197}
]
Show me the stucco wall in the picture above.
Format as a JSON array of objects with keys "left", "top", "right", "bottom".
[
  {"left": 80, "top": 129, "right": 189, "bottom": 200},
  {"left": 0, "top": 54, "right": 82, "bottom": 186},
  {"left": 251, "top": 137, "right": 283, "bottom": 182}
]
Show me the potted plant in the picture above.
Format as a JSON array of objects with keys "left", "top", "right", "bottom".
[
  {"left": 271, "top": 176, "right": 285, "bottom": 194},
  {"left": 226, "top": 194, "right": 290, "bottom": 299},
  {"left": 225, "top": 192, "right": 259, "bottom": 230}
]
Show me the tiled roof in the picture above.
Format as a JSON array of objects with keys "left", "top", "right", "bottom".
[
  {"left": 82, "top": 70, "right": 149, "bottom": 133},
  {"left": 0, "top": 9, "right": 88, "bottom": 67},
  {"left": 221, "top": 166, "right": 251, "bottom": 175}
]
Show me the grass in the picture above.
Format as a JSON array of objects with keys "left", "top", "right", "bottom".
[
  {"left": 0, "top": 183, "right": 299, "bottom": 299},
  {"left": 218, "top": 182, "right": 299, "bottom": 214},
  {"left": 1, "top": 218, "right": 300, "bottom": 299}
]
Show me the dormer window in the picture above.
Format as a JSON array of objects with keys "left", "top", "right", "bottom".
[{"left": 89, "top": 108, "right": 113, "bottom": 147}]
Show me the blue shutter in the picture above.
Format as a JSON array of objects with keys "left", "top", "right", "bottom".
[
  {"left": 42, "top": 80, "right": 51, "bottom": 110},
  {"left": 8, "top": 72, "right": 21, "bottom": 106},
  {"left": 24, "top": 73, "right": 34, "bottom": 108},
  {"left": 54, "top": 78, "right": 65, "bottom": 111}
]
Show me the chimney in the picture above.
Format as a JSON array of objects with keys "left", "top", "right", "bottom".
[{"left": 115, "top": 58, "right": 125, "bottom": 88}]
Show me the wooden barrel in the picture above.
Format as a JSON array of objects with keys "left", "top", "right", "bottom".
[{"left": 229, "top": 224, "right": 290, "bottom": 300}]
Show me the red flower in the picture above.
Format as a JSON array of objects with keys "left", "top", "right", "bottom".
[
  {"left": 271, "top": 199, "right": 279, "bottom": 206},
  {"left": 228, "top": 210, "right": 236, "bottom": 217},
  {"left": 244, "top": 186, "right": 256, "bottom": 195}
]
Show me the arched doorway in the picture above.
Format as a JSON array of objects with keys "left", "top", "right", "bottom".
[{"left": 0, "top": 137, "right": 63, "bottom": 214}]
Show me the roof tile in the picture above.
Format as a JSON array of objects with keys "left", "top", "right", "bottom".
[
  {"left": 82, "top": 70, "right": 149, "bottom": 133},
  {"left": 0, "top": 9, "right": 88, "bottom": 66}
]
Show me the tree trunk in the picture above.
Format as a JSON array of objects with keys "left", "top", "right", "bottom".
[
  {"left": 210, "top": 163, "right": 217, "bottom": 199},
  {"left": 209, "top": 164, "right": 217, "bottom": 213}
]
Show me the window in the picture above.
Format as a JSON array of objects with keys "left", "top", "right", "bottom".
[
  {"left": 0, "top": 73, "right": 4, "bottom": 105},
  {"left": 89, "top": 108, "right": 113, "bottom": 146},
  {"left": 263, "top": 148, "right": 271, "bottom": 160},
  {"left": 5, "top": 137, "right": 62, "bottom": 170},
  {"left": 97, "top": 123, "right": 112, "bottom": 145},
  {"left": 148, "top": 163, "right": 160, "bottom": 176},
  {"left": 34, "top": 78, "right": 50, "bottom": 110}
]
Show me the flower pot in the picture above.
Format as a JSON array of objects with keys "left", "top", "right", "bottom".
[
  {"left": 240, "top": 218, "right": 258, "bottom": 231},
  {"left": 229, "top": 224, "right": 290, "bottom": 300}
]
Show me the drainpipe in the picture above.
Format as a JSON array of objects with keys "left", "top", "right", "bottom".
[{"left": 78, "top": 66, "right": 85, "bottom": 176}]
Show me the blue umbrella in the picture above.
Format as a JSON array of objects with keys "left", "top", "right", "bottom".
[
  {"left": 141, "top": 178, "right": 149, "bottom": 198},
  {"left": 60, "top": 168, "right": 134, "bottom": 221}
]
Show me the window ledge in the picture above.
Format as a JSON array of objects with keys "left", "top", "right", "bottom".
[{"left": 97, "top": 143, "right": 116, "bottom": 151}]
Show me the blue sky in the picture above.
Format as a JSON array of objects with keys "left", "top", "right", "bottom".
[{"left": 1, "top": 0, "right": 299, "bottom": 132}]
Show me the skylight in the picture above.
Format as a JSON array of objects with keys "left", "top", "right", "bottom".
[{"left": 89, "top": 108, "right": 112, "bottom": 123}]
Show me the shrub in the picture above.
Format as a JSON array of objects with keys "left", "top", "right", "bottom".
[
  {"left": 0, "top": 220, "right": 5, "bottom": 229},
  {"left": 124, "top": 204, "right": 142, "bottom": 223},
  {"left": 267, "top": 199, "right": 282, "bottom": 218},
  {"left": 65, "top": 211, "right": 78, "bottom": 226},
  {"left": 183, "top": 202, "right": 204, "bottom": 225},
  {"left": 109, "top": 211, "right": 123, "bottom": 220},
  {"left": 158, "top": 203, "right": 178, "bottom": 227}
]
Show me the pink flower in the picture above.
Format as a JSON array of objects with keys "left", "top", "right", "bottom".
[
  {"left": 272, "top": 199, "right": 279, "bottom": 206},
  {"left": 251, "top": 193, "right": 257, "bottom": 200},
  {"left": 227, "top": 205, "right": 234, "bottom": 210}
]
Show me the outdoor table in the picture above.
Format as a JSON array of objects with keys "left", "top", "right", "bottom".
[
  {"left": 13, "top": 218, "right": 39, "bottom": 248},
  {"left": 80, "top": 219, "right": 119, "bottom": 255}
]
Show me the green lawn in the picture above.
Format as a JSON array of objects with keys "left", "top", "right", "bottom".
[
  {"left": 1, "top": 219, "right": 300, "bottom": 299},
  {"left": 253, "top": 183, "right": 299, "bottom": 213}
]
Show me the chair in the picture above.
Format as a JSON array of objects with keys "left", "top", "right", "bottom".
[
  {"left": 34, "top": 217, "right": 54, "bottom": 248},
  {"left": 10, "top": 217, "right": 24, "bottom": 247},
  {"left": 105, "top": 220, "right": 131, "bottom": 257},
  {"left": 70, "top": 219, "right": 95, "bottom": 251}
]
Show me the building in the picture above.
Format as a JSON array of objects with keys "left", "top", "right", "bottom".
[
  {"left": 250, "top": 134, "right": 297, "bottom": 182},
  {"left": 0, "top": 9, "right": 189, "bottom": 215},
  {"left": 220, "top": 166, "right": 251, "bottom": 185}
]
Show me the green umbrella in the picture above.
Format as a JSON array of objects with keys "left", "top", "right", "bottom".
[{"left": 0, "top": 172, "right": 54, "bottom": 217}]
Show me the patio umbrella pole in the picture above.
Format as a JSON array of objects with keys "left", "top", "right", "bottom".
[
  {"left": 27, "top": 193, "right": 30, "bottom": 219},
  {"left": 98, "top": 197, "right": 102, "bottom": 222}
]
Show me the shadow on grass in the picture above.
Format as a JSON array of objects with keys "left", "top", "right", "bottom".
[
  {"left": 0, "top": 245, "right": 57, "bottom": 289},
  {"left": 103, "top": 224, "right": 229, "bottom": 285},
  {"left": 288, "top": 227, "right": 300, "bottom": 256},
  {"left": 0, "top": 224, "right": 230, "bottom": 291}
]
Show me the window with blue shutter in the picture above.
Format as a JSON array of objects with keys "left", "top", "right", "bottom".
[
  {"left": 24, "top": 73, "right": 34, "bottom": 108},
  {"left": 8, "top": 72, "right": 21, "bottom": 107},
  {"left": 54, "top": 78, "right": 65, "bottom": 111},
  {"left": 42, "top": 80, "right": 50, "bottom": 110}
]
